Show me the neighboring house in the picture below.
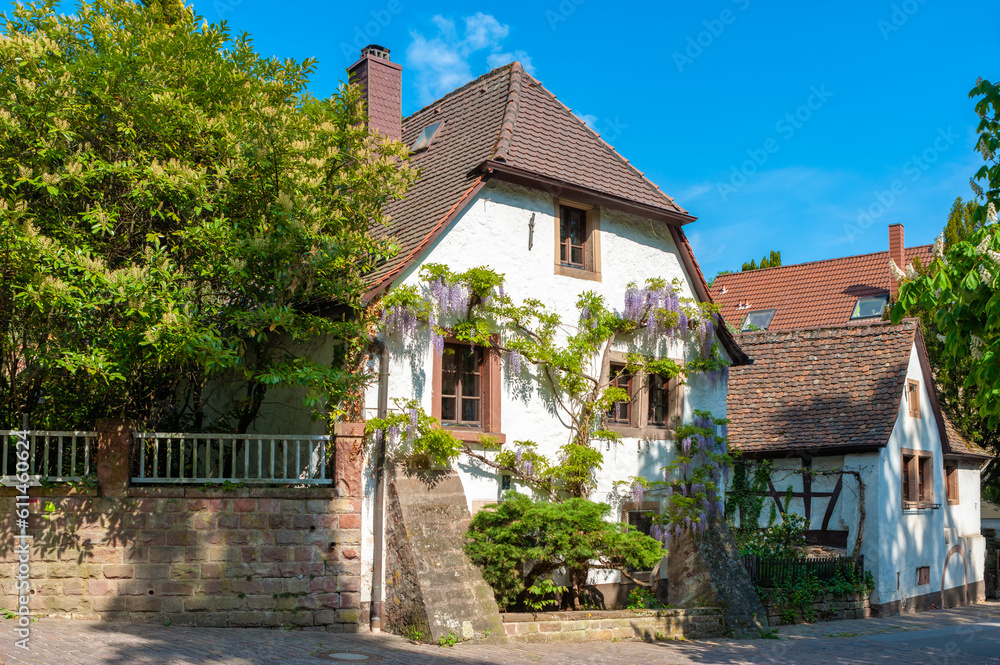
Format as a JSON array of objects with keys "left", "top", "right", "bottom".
[
  {"left": 728, "top": 322, "right": 989, "bottom": 613},
  {"left": 341, "top": 45, "right": 748, "bottom": 603},
  {"left": 711, "top": 224, "right": 932, "bottom": 332},
  {"left": 984, "top": 501, "right": 1000, "bottom": 533},
  {"left": 713, "top": 224, "right": 992, "bottom": 613}
]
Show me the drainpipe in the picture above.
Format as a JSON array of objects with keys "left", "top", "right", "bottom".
[{"left": 370, "top": 339, "right": 389, "bottom": 632}]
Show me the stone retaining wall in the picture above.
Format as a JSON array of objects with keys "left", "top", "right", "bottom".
[
  {"left": 759, "top": 591, "right": 870, "bottom": 625},
  {"left": 502, "top": 608, "right": 725, "bottom": 643},
  {"left": 0, "top": 486, "right": 362, "bottom": 630}
]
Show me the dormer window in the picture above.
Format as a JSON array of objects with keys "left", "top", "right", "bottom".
[
  {"left": 412, "top": 121, "right": 443, "bottom": 152},
  {"left": 741, "top": 309, "right": 775, "bottom": 332},
  {"left": 850, "top": 296, "right": 888, "bottom": 321}
]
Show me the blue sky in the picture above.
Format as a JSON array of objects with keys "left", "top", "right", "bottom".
[{"left": 191, "top": 1, "right": 995, "bottom": 276}]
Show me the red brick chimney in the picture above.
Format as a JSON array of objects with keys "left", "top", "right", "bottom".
[
  {"left": 347, "top": 44, "right": 402, "bottom": 142},
  {"left": 889, "top": 223, "right": 904, "bottom": 300}
]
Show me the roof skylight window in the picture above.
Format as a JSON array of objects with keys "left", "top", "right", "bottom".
[
  {"left": 412, "top": 121, "right": 443, "bottom": 152},
  {"left": 850, "top": 296, "right": 888, "bottom": 321},
  {"left": 741, "top": 309, "right": 776, "bottom": 332}
]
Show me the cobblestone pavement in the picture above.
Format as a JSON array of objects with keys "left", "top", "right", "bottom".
[{"left": 1, "top": 602, "right": 999, "bottom": 665}]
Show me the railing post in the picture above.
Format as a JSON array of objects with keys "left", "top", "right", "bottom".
[
  {"left": 333, "top": 423, "right": 365, "bottom": 497},
  {"left": 96, "top": 420, "right": 134, "bottom": 496}
]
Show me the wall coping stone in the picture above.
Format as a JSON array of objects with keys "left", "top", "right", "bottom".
[{"left": 502, "top": 608, "right": 723, "bottom": 622}]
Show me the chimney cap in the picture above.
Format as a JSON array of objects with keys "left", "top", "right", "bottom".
[{"left": 361, "top": 44, "right": 391, "bottom": 60}]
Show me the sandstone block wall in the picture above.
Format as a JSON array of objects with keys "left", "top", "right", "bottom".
[
  {"left": 502, "top": 608, "right": 725, "bottom": 643},
  {"left": 759, "top": 591, "right": 870, "bottom": 625},
  {"left": 0, "top": 486, "right": 362, "bottom": 630}
]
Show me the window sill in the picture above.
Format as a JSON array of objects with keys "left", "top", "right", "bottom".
[
  {"left": 902, "top": 502, "right": 939, "bottom": 511},
  {"left": 554, "top": 264, "right": 601, "bottom": 282},
  {"left": 947, "top": 499, "right": 960, "bottom": 506},
  {"left": 607, "top": 424, "right": 677, "bottom": 438},
  {"left": 443, "top": 428, "right": 506, "bottom": 444}
]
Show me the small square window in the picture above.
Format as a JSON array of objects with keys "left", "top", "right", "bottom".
[
  {"left": 850, "top": 296, "right": 888, "bottom": 320},
  {"left": 412, "top": 121, "right": 443, "bottom": 152},
  {"left": 501, "top": 475, "right": 511, "bottom": 491},
  {"left": 741, "top": 309, "right": 776, "bottom": 332},
  {"left": 916, "top": 566, "right": 930, "bottom": 586}
]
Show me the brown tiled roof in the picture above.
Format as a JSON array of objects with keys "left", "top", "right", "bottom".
[
  {"left": 941, "top": 412, "right": 990, "bottom": 458},
  {"left": 709, "top": 247, "right": 934, "bottom": 330},
  {"left": 367, "top": 62, "right": 688, "bottom": 289},
  {"left": 727, "top": 322, "right": 917, "bottom": 454}
]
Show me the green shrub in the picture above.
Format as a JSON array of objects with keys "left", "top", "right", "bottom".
[{"left": 464, "top": 492, "right": 663, "bottom": 610}]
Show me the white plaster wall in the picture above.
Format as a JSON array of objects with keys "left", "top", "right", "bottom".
[
  {"left": 876, "top": 342, "right": 984, "bottom": 607},
  {"left": 362, "top": 180, "right": 731, "bottom": 588}
]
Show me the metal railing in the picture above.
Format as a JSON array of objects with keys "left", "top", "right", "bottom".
[
  {"left": 742, "top": 554, "right": 864, "bottom": 588},
  {"left": 131, "top": 433, "right": 333, "bottom": 485},
  {"left": 1, "top": 430, "right": 96, "bottom": 482}
]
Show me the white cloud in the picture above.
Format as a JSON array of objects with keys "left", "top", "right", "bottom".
[{"left": 406, "top": 14, "right": 534, "bottom": 106}]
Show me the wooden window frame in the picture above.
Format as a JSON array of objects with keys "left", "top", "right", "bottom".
[
  {"left": 901, "top": 448, "right": 935, "bottom": 510},
  {"left": 432, "top": 336, "right": 505, "bottom": 443},
  {"left": 916, "top": 566, "right": 930, "bottom": 586},
  {"left": 553, "top": 199, "right": 601, "bottom": 281},
  {"left": 604, "top": 351, "right": 684, "bottom": 438},
  {"left": 945, "top": 461, "right": 959, "bottom": 505},
  {"left": 440, "top": 342, "right": 483, "bottom": 427},
  {"left": 607, "top": 363, "right": 633, "bottom": 425},
  {"left": 906, "top": 379, "right": 921, "bottom": 418}
]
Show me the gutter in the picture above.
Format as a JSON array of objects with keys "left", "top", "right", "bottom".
[{"left": 370, "top": 338, "right": 389, "bottom": 632}]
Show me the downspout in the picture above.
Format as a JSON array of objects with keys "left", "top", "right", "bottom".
[{"left": 370, "top": 338, "right": 389, "bottom": 632}]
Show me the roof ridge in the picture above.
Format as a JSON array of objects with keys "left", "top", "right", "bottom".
[
  {"left": 712, "top": 244, "right": 935, "bottom": 283},
  {"left": 491, "top": 61, "right": 523, "bottom": 162},
  {"left": 518, "top": 69, "right": 685, "bottom": 215},
  {"left": 402, "top": 62, "right": 515, "bottom": 123},
  {"left": 738, "top": 319, "right": 917, "bottom": 337}
]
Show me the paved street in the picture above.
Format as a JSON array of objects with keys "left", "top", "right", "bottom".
[{"left": 2, "top": 602, "right": 999, "bottom": 665}]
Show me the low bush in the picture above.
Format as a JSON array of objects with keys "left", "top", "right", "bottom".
[{"left": 464, "top": 492, "right": 663, "bottom": 610}]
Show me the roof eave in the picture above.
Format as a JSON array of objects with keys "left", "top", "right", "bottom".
[{"left": 472, "top": 159, "right": 695, "bottom": 227}]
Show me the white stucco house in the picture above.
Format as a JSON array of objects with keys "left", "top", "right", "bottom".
[
  {"left": 339, "top": 45, "right": 751, "bottom": 611},
  {"left": 727, "top": 322, "right": 990, "bottom": 614}
]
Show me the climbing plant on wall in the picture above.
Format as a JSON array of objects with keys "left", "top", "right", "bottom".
[{"left": 365, "top": 263, "right": 734, "bottom": 546}]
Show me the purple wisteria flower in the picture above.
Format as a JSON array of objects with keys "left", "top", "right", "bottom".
[
  {"left": 432, "top": 331, "right": 444, "bottom": 357},
  {"left": 506, "top": 349, "right": 523, "bottom": 374},
  {"left": 631, "top": 482, "right": 644, "bottom": 504},
  {"left": 651, "top": 523, "right": 663, "bottom": 542}
]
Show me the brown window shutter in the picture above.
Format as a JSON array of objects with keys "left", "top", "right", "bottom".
[
  {"left": 668, "top": 376, "right": 684, "bottom": 430},
  {"left": 479, "top": 341, "right": 501, "bottom": 433}
]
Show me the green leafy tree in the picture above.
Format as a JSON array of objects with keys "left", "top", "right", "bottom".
[
  {"left": 742, "top": 250, "right": 781, "bottom": 272},
  {"left": 891, "top": 78, "right": 1000, "bottom": 479},
  {"left": 0, "top": 1, "right": 414, "bottom": 431},
  {"left": 944, "top": 196, "right": 980, "bottom": 248}
]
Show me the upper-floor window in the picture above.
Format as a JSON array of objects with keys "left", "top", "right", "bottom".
[
  {"left": 906, "top": 379, "right": 921, "bottom": 418},
  {"left": 560, "top": 205, "right": 587, "bottom": 268},
  {"left": 554, "top": 200, "right": 600, "bottom": 281}
]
